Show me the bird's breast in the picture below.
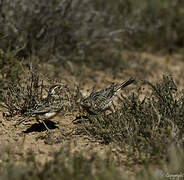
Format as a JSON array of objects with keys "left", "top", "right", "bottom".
[{"left": 42, "top": 112, "right": 57, "bottom": 119}]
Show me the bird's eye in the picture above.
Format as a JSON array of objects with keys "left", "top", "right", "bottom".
[{"left": 50, "top": 85, "right": 61, "bottom": 95}]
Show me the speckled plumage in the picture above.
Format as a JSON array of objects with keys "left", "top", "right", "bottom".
[
  {"left": 17, "top": 85, "right": 63, "bottom": 130},
  {"left": 80, "top": 78, "right": 135, "bottom": 114}
]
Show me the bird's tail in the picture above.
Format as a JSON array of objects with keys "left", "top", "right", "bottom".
[{"left": 115, "top": 77, "right": 135, "bottom": 91}]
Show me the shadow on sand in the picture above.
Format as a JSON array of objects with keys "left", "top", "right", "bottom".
[{"left": 23, "top": 120, "right": 58, "bottom": 133}]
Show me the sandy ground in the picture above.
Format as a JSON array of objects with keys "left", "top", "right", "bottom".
[{"left": 0, "top": 51, "right": 184, "bottom": 175}]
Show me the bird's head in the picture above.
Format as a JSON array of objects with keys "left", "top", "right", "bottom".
[
  {"left": 48, "top": 85, "right": 63, "bottom": 98},
  {"left": 80, "top": 97, "right": 91, "bottom": 108}
]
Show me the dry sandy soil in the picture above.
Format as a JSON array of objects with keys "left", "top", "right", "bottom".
[{"left": 0, "top": 51, "right": 184, "bottom": 176}]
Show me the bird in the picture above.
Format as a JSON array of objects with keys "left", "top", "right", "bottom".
[
  {"left": 80, "top": 78, "right": 135, "bottom": 115},
  {"left": 16, "top": 85, "right": 63, "bottom": 131}
]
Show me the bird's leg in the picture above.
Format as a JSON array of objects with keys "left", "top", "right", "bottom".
[
  {"left": 42, "top": 121, "right": 50, "bottom": 131},
  {"left": 36, "top": 118, "right": 41, "bottom": 124},
  {"left": 36, "top": 118, "right": 50, "bottom": 131}
]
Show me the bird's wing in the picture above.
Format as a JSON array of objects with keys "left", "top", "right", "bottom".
[
  {"left": 100, "top": 84, "right": 115, "bottom": 99},
  {"left": 89, "top": 85, "right": 114, "bottom": 110},
  {"left": 31, "top": 104, "right": 51, "bottom": 115},
  {"left": 90, "top": 83, "right": 114, "bottom": 100}
]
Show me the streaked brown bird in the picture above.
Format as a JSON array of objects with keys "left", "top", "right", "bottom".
[
  {"left": 80, "top": 78, "right": 135, "bottom": 115},
  {"left": 16, "top": 85, "right": 63, "bottom": 131}
]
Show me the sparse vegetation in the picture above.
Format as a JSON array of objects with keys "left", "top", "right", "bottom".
[
  {"left": 1, "top": 66, "right": 43, "bottom": 117},
  {"left": 0, "top": 0, "right": 183, "bottom": 61},
  {"left": 0, "top": 0, "right": 184, "bottom": 179},
  {"left": 0, "top": 149, "right": 120, "bottom": 180},
  {"left": 75, "top": 76, "right": 184, "bottom": 163},
  {"left": 0, "top": 48, "right": 23, "bottom": 100}
]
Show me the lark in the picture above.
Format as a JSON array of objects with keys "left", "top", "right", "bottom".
[
  {"left": 16, "top": 85, "right": 63, "bottom": 131},
  {"left": 80, "top": 78, "right": 135, "bottom": 115}
]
